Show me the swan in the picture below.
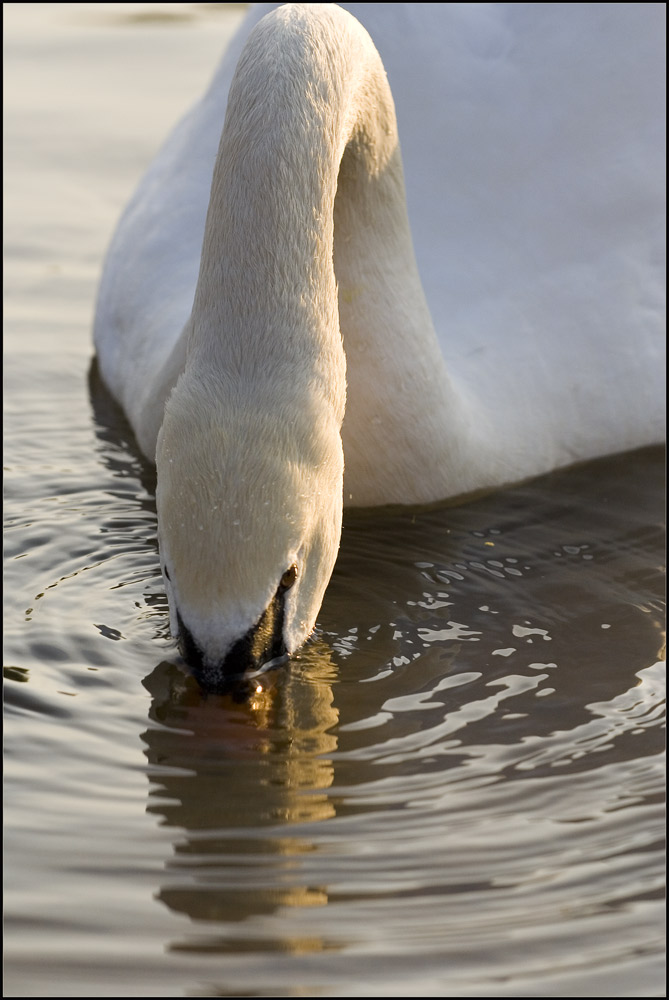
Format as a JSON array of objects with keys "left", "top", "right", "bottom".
[{"left": 93, "top": 3, "right": 665, "bottom": 691}]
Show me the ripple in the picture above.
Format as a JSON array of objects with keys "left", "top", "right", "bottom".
[{"left": 3, "top": 3, "right": 665, "bottom": 990}]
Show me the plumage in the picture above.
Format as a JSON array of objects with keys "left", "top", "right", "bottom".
[{"left": 93, "top": 3, "right": 665, "bottom": 689}]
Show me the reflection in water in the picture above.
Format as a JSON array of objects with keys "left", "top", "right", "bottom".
[{"left": 141, "top": 644, "right": 339, "bottom": 935}]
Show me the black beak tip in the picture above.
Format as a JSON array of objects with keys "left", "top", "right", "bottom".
[{"left": 176, "top": 587, "right": 289, "bottom": 696}]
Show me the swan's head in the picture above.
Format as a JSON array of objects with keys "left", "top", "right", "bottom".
[{"left": 155, "top": 377, "right": 343, "bottom": 693}]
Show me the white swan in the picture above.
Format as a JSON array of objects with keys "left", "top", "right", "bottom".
[{"left": 94, "top": 3, "right": 665, "bottom": 690}]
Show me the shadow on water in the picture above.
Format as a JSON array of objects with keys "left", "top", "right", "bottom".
[{"left": 88, "top": 356, "right": 158, "bottom": 497}]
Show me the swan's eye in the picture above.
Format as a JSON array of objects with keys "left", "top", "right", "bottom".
[{"left": 280, "top": 564, "right": 298, "bottom": 591}]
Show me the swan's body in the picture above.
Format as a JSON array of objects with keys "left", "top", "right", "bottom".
[{"left": 94, "top": 3, "right": 665, "bottom": 689}]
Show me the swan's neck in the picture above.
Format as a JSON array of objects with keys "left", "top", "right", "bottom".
[
  {"left": 186, "top": 3, "right": 481, "bottom": 505},
  {"left": 189, "top": 5, "right": 373, "bottom": 414}
]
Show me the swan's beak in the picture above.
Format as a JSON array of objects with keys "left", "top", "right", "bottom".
[{"left": 175, "top": 583, "right": 290, "bottom": 693}]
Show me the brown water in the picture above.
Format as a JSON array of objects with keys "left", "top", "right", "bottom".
[{"left": 4, "top": 4, "right": 665, "bottom": 997}]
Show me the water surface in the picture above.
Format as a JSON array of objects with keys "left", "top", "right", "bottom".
[{"left": 4, "top": 4, "right": 665, "bottom": 997}]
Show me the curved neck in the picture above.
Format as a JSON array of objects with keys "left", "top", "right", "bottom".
[
  {"left": 188, "top": 5, "right": 400, "bottom": 410},
  {"left": 185, "top": 3, "right": 481, "bottom": 505}
]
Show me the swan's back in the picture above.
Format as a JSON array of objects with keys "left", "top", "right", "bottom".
[
  {"left": 94, "top": 3, "right": 665, "bottom": 486},
  {"left": 384, "top": 2, "right": 665, "bottom": 465}
]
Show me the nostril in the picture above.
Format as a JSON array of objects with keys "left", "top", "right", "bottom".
[{"left": 279, "top": 564, "right": 298, "bottom": 590}]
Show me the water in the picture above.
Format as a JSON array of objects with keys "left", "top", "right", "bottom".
[{"left": 4, "top": 4, "right": 665, "bottom": 996}]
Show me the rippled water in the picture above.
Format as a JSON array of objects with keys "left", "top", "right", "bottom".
[{"left": 4, "top": 4, "right": 665, "bottom": 997}]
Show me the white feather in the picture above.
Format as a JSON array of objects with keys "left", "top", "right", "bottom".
[{"left": 93, "top": 3, "right": 665, "bottom": 678}]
